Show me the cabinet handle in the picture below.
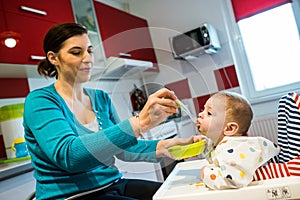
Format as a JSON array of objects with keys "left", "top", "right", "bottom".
[
  {"left": 119, "top": 53, "right": 131, "bottom": 57},
  {"left": 20, "top": 6, "right": 47, "bottom": 16},
  {"left": 30, "top": 55, "right": 45, "bottom": 60}
]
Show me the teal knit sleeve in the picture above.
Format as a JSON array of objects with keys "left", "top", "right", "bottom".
[
  {"left": 24, "top": 88, "right": 138, "bottom": 173},
  {"left": 116, "top": 140, "right": 160, "bottom": 163}
]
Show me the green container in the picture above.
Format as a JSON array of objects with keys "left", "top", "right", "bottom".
[
  {"left": 168, "top": 140, "right": 206, "bottom": 159},
  {"left": 0, "top": 103, "right": 24, "bottom": 122}
]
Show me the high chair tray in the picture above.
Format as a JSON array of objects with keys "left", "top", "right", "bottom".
[{"left": 153, "top": 160, "right": 300, "bottom": 200}]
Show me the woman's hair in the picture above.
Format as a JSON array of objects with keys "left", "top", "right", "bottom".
[
  {"left": 37, "top": 23, "right": 88, "bottom": 78},
  {"left": 212, "top": 91, "right": 253, "bottom": 135}
]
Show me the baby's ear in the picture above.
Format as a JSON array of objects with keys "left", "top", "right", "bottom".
[{"left": 223, "top": 122, "right": 239, "bottom": 136}]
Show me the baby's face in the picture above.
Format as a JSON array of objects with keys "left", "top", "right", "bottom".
[{"left": 196, "top": 96, "right": 227, "bottom": 145}]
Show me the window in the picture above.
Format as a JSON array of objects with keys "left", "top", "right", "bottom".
[{"left": 229, "top": 1, "right": 300, "bottom": 102}]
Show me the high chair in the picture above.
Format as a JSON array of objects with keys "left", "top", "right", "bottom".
[{"left": 153, "top": 92, "right": 300, "bottom": 200}]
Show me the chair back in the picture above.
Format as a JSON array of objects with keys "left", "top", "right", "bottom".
[{"left": 277, "top": 92, "right": 300, "bottom": 163}]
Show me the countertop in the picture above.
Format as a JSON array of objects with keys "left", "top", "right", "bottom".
[{"left": 0, "top": 159, "right": 33, "bottom": 181}]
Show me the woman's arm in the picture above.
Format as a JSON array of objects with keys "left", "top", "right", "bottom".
[{"left": 24, "top": 89, "right": 138, "bottom": 173}]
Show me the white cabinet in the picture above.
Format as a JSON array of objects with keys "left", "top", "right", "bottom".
[
  {"left": 176, "top": 118, "right": 198, "bottom": 139},
  {"left": 114, "top": 121, "right": 180, "bottom": 183},
  {"left": 143, "top": 121, "right": 178, "bottom": 140},
  {"left": 114, "top": 158, "right": 164, "bottom": 182}
]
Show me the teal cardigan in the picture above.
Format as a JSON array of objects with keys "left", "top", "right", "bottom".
[{"left": 23, "top": 84, "right": 159, "bottom": 199}]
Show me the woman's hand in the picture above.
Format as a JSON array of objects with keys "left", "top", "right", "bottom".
[
  {"left": 193, "top": 135, "right": 205, "bottom": 143},
  {"left": 130, "top": 88, "right": 179, "bottom": 137},
  {"left": 155, "top": 136, "right": 206, "bottom": 159},
  {"left": 156, "top": 135, "right": 206, "bottom": 159}
]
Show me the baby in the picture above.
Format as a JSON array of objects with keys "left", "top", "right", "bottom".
[{"left": 195, "top": 91, "right": 280, "bottom": 189}]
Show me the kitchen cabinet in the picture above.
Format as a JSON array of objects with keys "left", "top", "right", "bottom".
[
  {"left": 0, "top": 160, "right": 35, "bottom": 200},
  {"left": 1, "top": 0, "right": 74, "bottom": 23},
  {"left": 0, "top": 171, "right": 35, "bottom": 200},
  {"left": 0, "top": 0, "right": 74, "bottom": 65},
  {"left": 115, "top": 159, "right": 164, "bottom": 183},
  {"left": 93, "top": 1, "right": 159, "bottom": 72},
  {"left": 0, "top": 11, "right": 55, "bottom": 65},
  {"left": 176, "top": 117, "right": 198, "bottom": 139},
  {"left": 70, "top": 0, "right": 106, "bottom": 70}
]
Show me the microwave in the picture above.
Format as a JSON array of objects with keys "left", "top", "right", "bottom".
[{"left": 169, "top": 23, "right": 221, "bottom": 59}]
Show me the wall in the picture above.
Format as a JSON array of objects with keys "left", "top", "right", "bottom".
[
  {"left": 84, "top": 79, "right": 142, "bottom": 120},
  {"left": 125, "top": 0, "right": 278, "bottom": 118},
  {"left": 0, "top": 1, "right": 147, "bottom": 162},
  {"left": 0, "top": 0, "right": 279, "bottom": 120}
]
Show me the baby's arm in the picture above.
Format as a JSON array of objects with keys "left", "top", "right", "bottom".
[{"left": 201, "top": 164, "right": 244, "bottom": 189}]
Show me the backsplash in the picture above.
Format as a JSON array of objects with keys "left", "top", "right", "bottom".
[{"left": 0, "top": 78, "right": 29, "bottom": 99}]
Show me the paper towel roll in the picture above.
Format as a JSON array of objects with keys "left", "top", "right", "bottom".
[
  {"left": 0, "top": 103, "right": 25, "bottom": 159},
  {"left": 1, "top": 118, "right": 25, "bottom": 158}
]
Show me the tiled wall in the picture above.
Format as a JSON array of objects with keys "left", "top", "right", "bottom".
[
  {"left": 0, "top": 78, "right": 30, "bottom": 99},
  {"left": 193, "top": 65, "right": 239, "bottom": 113},
  {"left": 166, "top": 65, "right": 240, "bottom": 115},
  {"left": 193, "top": 65, "right": 239, "bottom": 114},
  {"left": 214, "top": 65, "right": 239, "bottom": 91},
  {"left": 165, "top": 78, "right": 191, "bottom": 99}
]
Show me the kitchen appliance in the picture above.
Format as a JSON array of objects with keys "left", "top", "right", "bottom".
[
  {"left": 169, "top": 23, "right": 221, "bottom": 59},
  {"left": 98, "top": 56, "right": 153, "bottom": 79}
]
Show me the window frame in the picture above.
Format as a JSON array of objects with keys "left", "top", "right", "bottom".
[{"left": 224, "top": 0, "right": 300, "bottom": 104}]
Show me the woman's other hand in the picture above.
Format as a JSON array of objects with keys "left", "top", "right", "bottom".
[
  {"left": 155, "top": 136, "right": 206, "bottom": 159},
  {"left": 193, "top": 135, "right": 205, "bottom": 143}
]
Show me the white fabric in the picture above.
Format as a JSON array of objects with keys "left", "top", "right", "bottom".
[
  {"left": 82, "top": 117, "right": 99, "bottom": 132},
  {"left": 202, "top": 136, "right": 280, "bottom": 189}
]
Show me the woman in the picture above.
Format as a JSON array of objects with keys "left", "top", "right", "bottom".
[{"left": 23, "top": 23, "right": 195, "bottom": 200}]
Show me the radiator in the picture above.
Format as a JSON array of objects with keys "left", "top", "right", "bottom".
[{"left": 248, "top": 115, "right": 278, "bottom": 143}]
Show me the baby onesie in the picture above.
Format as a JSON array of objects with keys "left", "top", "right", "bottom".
[{"left": 202, "top": 136, "right": 280, "bottom": 189}]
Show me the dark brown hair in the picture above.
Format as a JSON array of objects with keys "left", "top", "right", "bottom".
[{"left": 37, "top": 23, "right": 88, "bottom": 78}]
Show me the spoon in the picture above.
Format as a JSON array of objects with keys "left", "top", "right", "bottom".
[{"left": 175, "top": 99, "right": 196, "bottom": 122}]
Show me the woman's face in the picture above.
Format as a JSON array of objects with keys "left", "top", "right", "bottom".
[
  {"left": 196, "top": 96, "right": 227, "bottom": 145},
  {"left": 54, "top": 34, "right": 94, "bottom": 83}
]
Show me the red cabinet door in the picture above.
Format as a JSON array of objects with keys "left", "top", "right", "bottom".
[
  {"left": 93, "top": 1, "right": 158, "bottom": 71},
  {"left": 0, "top": 11, "right": 55, "bottom": 64},
  {"left": 1, "top": 0, "right": 74, "bottom": 23},
  {"left": 0, "top": 0, "right": 74, "bottom": 65}
]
